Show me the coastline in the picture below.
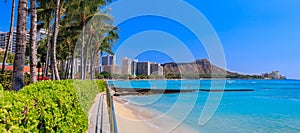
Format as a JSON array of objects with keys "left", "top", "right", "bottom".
[
  {"left": 113, "top": 97, "right": 159, "bottom": 133},
  {"left": 113, "top": 96, "right": 199, "bottom": 133},
  {"left": 108, "top": 78, "right": 292, "bottom": 82}
]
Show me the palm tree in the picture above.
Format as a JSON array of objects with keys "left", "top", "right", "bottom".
[
  {"left": 71, "top": 0, "right": 106, "bottom": 79},
  {"left": 51, "top": 0, "right": 61, "bottom": 80},
  {"left": 11, "top": 0, "right": 28, "bottom": 91},
  {"left": 58, "top": 11, "right": 82, "bottom": 78},
  {"left": 57, "top": 22, "right": 81, "bottom": 79},
  {"left": 94, "top": 26, "right": 119, "bottom": 77},
  {"left": 34, "top": 0, "right": 117, "bottom": 80},
  {"left": 37, "top": 0, "right": 54, "bottom": 77},
  {"left": 29, "top": 0, "right": 37, "bottom": 83},
  {"left": 2, "top": 0, "right": 15, "bottom": 74},
  {"left": 85, "top": 13, "right": 119, "bottom": 79}
]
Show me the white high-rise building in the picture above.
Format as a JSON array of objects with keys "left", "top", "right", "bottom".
[
  {"left": 131, "top": 59, "right": 138, "bottom": 77},
  {"left": 121, "top": 57, "right": 132, "bottom": 75}
]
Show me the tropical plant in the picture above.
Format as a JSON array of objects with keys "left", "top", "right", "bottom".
[
  {"left": 0, "top": 80, "right": 106, "bottom": 132},
  {"left": 0, "top": 52, "right": 14, "bottom": 63},
  {"left": 0, "top": 71, "right": 30, "bottom": 91},
  {"left": 34, "top": 0, "right": 119, "bottom": 81},
  {"left": 56, "top": 20, "right": 81, "bottom": 79},
  {"left": 51, "top": 0, "right": 61, "bottom": 80},
  {"left": 66, "top": 0, "right": 107, "bottom": 79},
  {"left": 37, "top": 0, "right": 55, "bottom": 77},
  {"left": 62, "top": 0, "right": 118, "bottom": 80}
]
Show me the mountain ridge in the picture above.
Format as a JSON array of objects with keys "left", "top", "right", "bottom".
[{"left": 161, "top": 59, "right": 262, "bottom": 79}]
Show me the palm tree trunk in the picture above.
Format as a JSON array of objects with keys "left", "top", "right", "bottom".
[
  {"left": 60, "top": 59, "right": 64, "bottom": 79},
  {"left": 51, "top": 0, "right": 60, "bottom": 80},
  {"left": 83, "top": 29, "right": 92, "bottom": 79},
  {"left": 29, "top": 0, "right": 37, "bottom": 83},
  {"left": 64, "top": 42, "right": 71, "bottom": 79},
  {"left": 44, "top": 18, "right": 52, "bottom": 77},
  {"left": 99, "top": 50, "right": 103, "bottom": 73},
  {"left": 80, "top": 12, "right": 86, "bottom": 80},
  {"left": 71, "top": 50, "right": 75, "bottom": 79},
  {"left": 90, "top": 43, "right": 94, "bottom": 80},
  {"left": 89, "top": 35, "right": 96, "bottom": 80},
  {"left": 80, "top": 26, "right": 85, "bottom": 79},
  {"left": 83, "top": 45, "right": 87, "bottom": 79},
  {"left": 11, "top": 0, "right": 28, "bottom": 91},
  {"left": 65, "top": 57, "right": 70, "bottom": 79},
  {"left": 2, "top": 0, "right": 15, "bottom": 74}
]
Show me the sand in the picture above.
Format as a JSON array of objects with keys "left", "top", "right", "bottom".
[
  {"left": 113, "top": 97, "right": 160, "bottom": 133},
  {"left": 113, "top": 97, "right": 199, "bottom": 133}
]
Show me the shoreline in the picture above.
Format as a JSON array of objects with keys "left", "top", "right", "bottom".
[
  {"left": 108, "top": 78, "right": 293, "bottom": 81},
  {"left": 113, "top": 97, "right": 160, "bottom": 133},
  {"left": 113, "top": 96, "right": 199, "bottom": 133}
]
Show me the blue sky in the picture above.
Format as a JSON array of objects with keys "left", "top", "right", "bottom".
[{"left": 1, "top": 0, "right": 300, "bottom": 79}]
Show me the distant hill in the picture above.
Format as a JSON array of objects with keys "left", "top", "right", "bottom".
[
  {"left": 163, "top": 59, "right": 230, "bottom": 74},
  {"left": 162, "top": 59, "right": 262, "bottom": 79}
]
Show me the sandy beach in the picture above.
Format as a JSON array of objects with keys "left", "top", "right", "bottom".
[
  {"left": 113, "top": 97, "right": 160, "bottom": 133},
  {"left": 113, "top": 97, "right": 199, "bottom": 133}
]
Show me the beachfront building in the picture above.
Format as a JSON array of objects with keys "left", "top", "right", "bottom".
[
  {"left": 101, "top": 55, "right": 116, "bottom": 72},
  {"left": 262, "top": 71, "right": 286, "bottom": 79},
  {"left": 150, "top": 63, "right": 164, "bottom": 76},
  {"left": 0, "top": 27, "right": 46, "bottom": 54},
  {"left": 102, "top": 55, "right": 116, "bottom": 66},
  {"left": 120, "top": 57, "right": 132, "bottom": 75},
  {"left": 136, "top": 61, "right": 163, "bottom": 76},
  {"left": 101, "top": 55, "right": 163, "bottom": 77},
  {"left": 270, "top": 71, "right": 281, "bottom": 79},
  {"left": 103, "top": 65, "right": 120, "bottom": 74},
  {"left": 136, "top": 62, "right": 152, "bottom": 76},
  {"left": 131, "top": 59, "right": 138, "bottom": 77}
]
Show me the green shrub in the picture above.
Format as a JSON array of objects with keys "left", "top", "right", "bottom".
[
  {"left": 0, "top": 80, "right": 106, "bottom": 132},
  {"left": 73, "top": 80, "right": 106, "bottom": 114},
  {"left": 0, "top": 71, "right": 30, "bottom": 91},
  {"left": 96, "top": 71, "right": 112, "bottom": 79}
]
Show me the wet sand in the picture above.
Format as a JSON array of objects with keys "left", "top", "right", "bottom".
[{"left": 113, "top": 97, "right": 199, "bottom": 133}]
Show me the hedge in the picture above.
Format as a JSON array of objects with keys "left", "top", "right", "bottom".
[
  {"left": 0, "top": 80, "right": 106, "bottom": 132},
  {"left": 0, "top": 71, "right": 30, "bottom": 91}
]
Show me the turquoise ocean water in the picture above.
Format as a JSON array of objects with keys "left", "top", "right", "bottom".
[{"left": 109, "top": 80, "right": 300, "bottom": 133}]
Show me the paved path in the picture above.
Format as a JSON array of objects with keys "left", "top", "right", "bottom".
[{"left": 88, "top": 93, "right": 111, "bottom": 133}]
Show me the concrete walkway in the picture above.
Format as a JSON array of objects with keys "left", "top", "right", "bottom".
[{"left": 88, "top": 93, "right": 111, "bottom": 133}]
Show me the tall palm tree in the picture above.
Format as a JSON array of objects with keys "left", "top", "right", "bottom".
[
  {"left": 85, "top": 13, "right": 119, "bottom": 79},
  {"left": 51, "top": 0, "right": 61, "bottom": 80},
  {"left": 59, "top": 12, "right": 82, "bottom": 78},
  {"left": 37, "top": 0, "right": 54, "bottom": 77},
  {"left": 46, "top": 0, "right": 114, "bottom": 80},
  {"left": 57, "top": 22, "right": 81, "bottom": 79},
  {"left": 29, "top": 0, "right": 37, "bottom": 83},
  {"left": 2, "top": 0, "right": 15, "bottom": 74},
  {"left": 11, "top": 0, "right": 28, "bottom": 91},
  {"left": 71, "top": 0, "right": 106, "bottom": 79}
]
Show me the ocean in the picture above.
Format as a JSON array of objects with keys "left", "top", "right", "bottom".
[{"left": 109, "top": 80, "right": 300, "bottom": 133}]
